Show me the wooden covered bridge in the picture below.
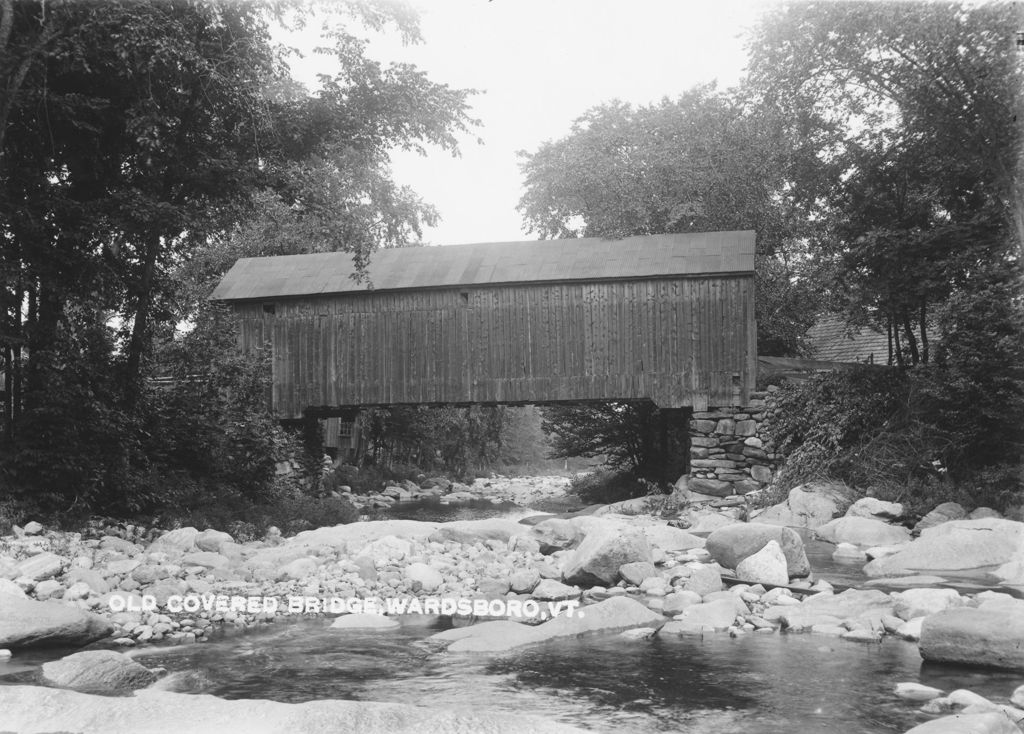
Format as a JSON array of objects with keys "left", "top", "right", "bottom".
[{"left": 212, "top": 230, "right": 757, "bottom": 428}]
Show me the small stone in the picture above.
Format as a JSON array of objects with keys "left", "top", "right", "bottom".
[{"left": 895, "top": 682, "right": 944, "bottom": 702}]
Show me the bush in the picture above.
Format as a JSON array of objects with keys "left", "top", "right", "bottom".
[
  {"left": 568, "top": 469, "right": 658, "bottom": 505},
  {"left": 764, "top": 362, "right": 1024, "bottom": 515}
]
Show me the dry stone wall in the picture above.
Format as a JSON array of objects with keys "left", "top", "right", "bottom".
[{"left": 687, "top": 388, "right": 781, "bottom": 497}]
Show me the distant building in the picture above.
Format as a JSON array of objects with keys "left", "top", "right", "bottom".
[{"left": 804, "top": 315, "right": 891, "bottom": 365}]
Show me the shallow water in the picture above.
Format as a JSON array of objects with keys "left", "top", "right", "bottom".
[
  {"left": 4, "top": 497, "right": 1018, "bottom": 731},
  {"left": 7, "top": 616, "right": 1015, "bottom": 733}
]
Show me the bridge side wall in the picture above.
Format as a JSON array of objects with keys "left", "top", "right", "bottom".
[{"left": 231, "top": 274, "right": 756, "bottom": 418}]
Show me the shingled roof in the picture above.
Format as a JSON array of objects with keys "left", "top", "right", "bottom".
[
  {"left": 210, "top": 230, "right": 755, "bottom": 301},
  {"left": 804, "top": 315, "right": 891, "bottom": 364}
]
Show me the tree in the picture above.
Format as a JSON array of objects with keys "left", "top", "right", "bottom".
[
  {"left": 518, "top": 86, "right": 823, "bottom": 357},
  {"left": 746, "top": 1, "right": 1022, "bottom": 365},
  {"left": 0, "top": 0, "right": 478, "bottom": 513}
]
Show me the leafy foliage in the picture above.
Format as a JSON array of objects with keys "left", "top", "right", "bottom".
[
  {"left": 567, "top": 469, "right": 654, "bottom": 506},
  {"left": 0, "top": 0, "right": 477, "bottom": 523},
  {"left": 540, "top": 402, "right": 687, "bottom": 485}
]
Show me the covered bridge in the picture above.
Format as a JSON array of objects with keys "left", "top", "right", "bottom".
[{"left": 211, "top": 230, "right": 757, "bottom": 420}]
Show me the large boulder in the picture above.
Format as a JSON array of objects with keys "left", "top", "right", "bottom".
[
  {"left": 814, "top": 516, "right": 911, "bottom": 547},
  {"left": 561, "top": 526, "right": 652, "bottom": 585},
  {"left": 914, "top": 502, "right": 967, "bottom": 534},
  {"left": 735, "top": 540, "right": 789, "bottom": 586},
  {"left": 41, "top": 650, "right": 158, "bottom": 694},
  {"left": 705, "top": 523, "right": 810, "bottom": 577},
  {"left": 427, "top": 518, "right": 526, "bottom": 545},
  {"left": 846, "top": 497, "right": 904, "bottom": 521},
  {"left": 0, "top": 685, "right": 585, "bottom": 733},
  {"left": 641, "top": 525, "right": 705, "bottom": 552},
  {"left": 16, "top": 552, "right": 67, "bottom": 581},
  {"left": 796, "top": 588, "right": 895, "bottom": 623},
  {"left": 148, "top": 527, "right": 199, "bottom": 554},
  {"left": 751, "top": 482, "right": 851, "bottom": 529},
  {"left": 528, "top": 518, "right": 584, "bottom": 553},
  {"left": 0, "top": 595, "right": 112, "bottom": 649},
  {"left": 864, "top": 519, "right": 1024, "bottom": 577},
  {"left": 194, "top": 529, "right": 233, "bottom": 553},
  {"left": 892, "top": 588, "right": 965, "bottom": 621},
  {"left": 429, "top": 597, "right": 664, "bottom": 653},
  {"left": 920, "top": 608, "right": 1024, "bottom": 670}
]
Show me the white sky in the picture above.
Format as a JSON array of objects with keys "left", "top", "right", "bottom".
[{"left": 284, "top": 0, "right": 767, "bottom": 246}]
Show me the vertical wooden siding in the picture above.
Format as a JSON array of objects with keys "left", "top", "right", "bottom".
[{"left": 233, "top": 275, "right": 755, "bottom": 418}]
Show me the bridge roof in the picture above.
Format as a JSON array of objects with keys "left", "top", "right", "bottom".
[{"left": 211, "top": 230, "right": 755, "bottom": 301}]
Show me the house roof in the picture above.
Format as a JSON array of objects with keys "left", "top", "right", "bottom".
[
  {"left": 210, "top": 230, "right": 755, "bottom": 301},
  {"left": 804, "top": 315, "right": 891, "bottom": 364}
]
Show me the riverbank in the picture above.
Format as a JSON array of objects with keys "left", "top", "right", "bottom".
[{"left": 3, "top": 478, "right": 1024, "bottom": 733}]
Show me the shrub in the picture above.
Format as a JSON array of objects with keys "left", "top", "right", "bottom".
[{"left": 568, "top": 469, "right": 658, "bottom": 505}]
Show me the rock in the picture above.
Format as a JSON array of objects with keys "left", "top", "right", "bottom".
[
  {"left": 688, "top": 512, "right": 740, "bottom": 534},
  {"left": 16, "top": 552, "right": 65, "bottom": 582},
  {"left": 148, "top": 527, "right": 199, "bottom": 554},
  {"left": 865, "top": 519, "right": 1024, "bottom": 577},
  {"left": 841, "top": 628, "right": 881, "bottom": 643},
  {"left": 863, "top": 575, "right": 948, "bottom": 589},
  {"left": 22, "top": 521, "right": 43, "bottom": 535},
  {"left": 751, "top": 482, "right": 851, "bottom": 529},
  {"left": 618, "top": 562, "right": 658, "bottom": 586},
  {"left": 896, "top": 617, "right": 925, "bottom": 641},
  {"left": 682, "top": 564, "right": 722, "bottom": 596},
  {"left": 404, "top": 563, "right": 443, "bottom": 592},
  {"left": 920, "top": 608, "right": 1024, "bottom": 670},
  {"left": 0, "top": 578, "right": 27, "bottom": 598},
  {"left": 734, "top": 540, "right": 789, "bottom": 586},
  {"left": 41, "top": 650, "right": 158, "bottom": 694},
  {"left": 893, "top": 588, "right": 964, "bottom": 621},
  {"left": 969, "top": 507, "right": 1003, "bottom": 520},
  {"left": 509, "top": 569, "right": 540, "bottom": 594},
  {"left": 429, "top": 597, "right": 664, "bottom": 653},
  {"left": 846, "top": 497, "right": 904, "bottom": 521},
  {"left": 902, "top": 713, "right": 1020, "bottom": 734},
  {"left": 67, "top": 568, "right": 110, "bottom": 595},
  {"left": 1011, "top": 685, "right": 1024, "bottom": 709},
  {"left": 832, "top": 543, "right": 868, "bottom": 562},
  {"left": 677, "top": 598, "right": 740, "bottom": 630},
  {"left": 705, "top": 523, "right": 810, "bottom": 577},
  {"left": 662, "top": 590, "right": 702, "bottom": 615},
  {"left": 915, "top": 502, "right": 968, "bottom": 534},
  {"left": 194, "top": 529, "right": 233, "bottom": 553},
  {"left": 330, "top": 614, "right": 400, "bottom": 630},
  {"left": 528, "top": 519, "right": 584, "bottom": 553},
  {"left": 641, "top": 525, "right": 705, "bottom": 552},
  {"left": 0, "top": 594, "right": 113, "bottom": 649},
  {"left": 948, "top": 689, "right": 993, "bottom": 708},
  {"left": 181, "top": 552, "right": 229, "bottom": 570},
  {"left": 618, "top": 627, "right": 657, "bottom": 640},
  {"left": 797, "top": 588, "right": 895, "bottom": 622},
  {"left": 106, "top": 559, "right": 141, "bottom": 576},
  {"left": 0, "top": 685, "right": 584, "bottom": 733},
  {"left": 33, "top": 579, "right": 64, "bottom": 599},
  {"left": 427, "top": 519, "right": 527, "bottom": 545},
  {"left": 277, "top": 557, "right": 319, "bottom": 581},
  {"left": 814, "top": 517, "right": 911, "bottom": 547},
  {"left": 561, "top": 526, "right": 652, "bottom": 586},
  {"left": 687, "top": 478, "right": 735, "bottom": 498},
  {"left": 531, "top": 579, "right": 580, "bottom": 602}
]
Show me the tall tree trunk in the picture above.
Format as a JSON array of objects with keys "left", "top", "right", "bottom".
[
  {"left": 918, "top": 303, "right": 929, "bottom": 364},
  {"left": 891, "top": 311, "right": 905, "bottom": 368},
  {"left": 124, "top": 234, "right": 161, "bottom": 406},
  {"left": 902, "top": 313, "right": 919, "bottom": 366}
]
